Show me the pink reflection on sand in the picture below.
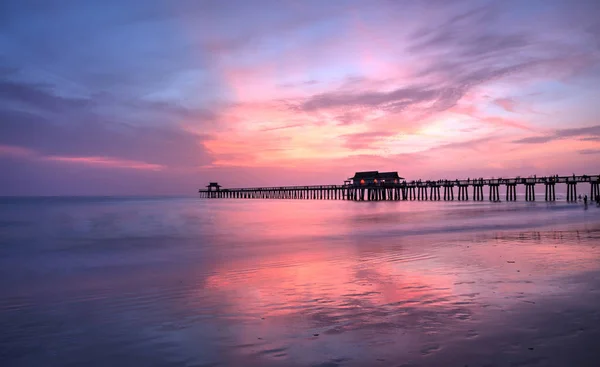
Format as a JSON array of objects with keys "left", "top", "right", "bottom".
[
  {"left": 193, "top": 228, "right": 600, "bottom": 364},
  {"left": 203, "top": 249, "right": 457, "bottom": 317},
  {"left": 199, "top": 209, "right": 600, "bottom": 317},
  {"left": 162, "top": 200, "right": 600, "bottom": 365}
]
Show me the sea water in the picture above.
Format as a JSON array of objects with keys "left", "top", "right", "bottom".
[{"left": 1, "top": 197, "right": 599, "bottom": 366}]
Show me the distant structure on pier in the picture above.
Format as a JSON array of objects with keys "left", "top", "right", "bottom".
[
  {"left": 206, "top": 182, "right": 221, "bottom": 192},
  {"left": 348, "top": 171, "right": 404, "bottom": 186}
]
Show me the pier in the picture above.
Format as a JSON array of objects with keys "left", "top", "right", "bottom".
[{"left": 199, "top": 172, "right": 600, "bottom": 202}]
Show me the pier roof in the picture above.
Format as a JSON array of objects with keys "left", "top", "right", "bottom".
[
  {"left": 379, "top": 172, "right": 404, "bottom": 180},
  {"left": 350, "top": 171, "right": 379, "bottom": 179},
  {"left": 350, "top": 171, "right": 404, "bottom": 180}
]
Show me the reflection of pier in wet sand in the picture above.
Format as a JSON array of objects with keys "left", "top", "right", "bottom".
[{"left": 199, "top": 171, "right": 600, "bottom": 202}]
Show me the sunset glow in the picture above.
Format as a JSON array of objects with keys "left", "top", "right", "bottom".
[{"left": 1, "top": 0, "right": 599, "bottom": 195}]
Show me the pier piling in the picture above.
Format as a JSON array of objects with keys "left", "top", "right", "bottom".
[
  {"left": 525, "top": 183, "right": 536, "bottom": 202},
  {"left": 567, "top": 181, "right": 578, "bottom": 202},
  {"left": 591, "top": 180, "right": 599, "bottom": 201}
]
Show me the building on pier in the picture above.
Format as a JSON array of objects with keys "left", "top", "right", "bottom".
[
  {"left": 206, "top": 182, "right": 221, "bottom": 191},
  {"left": 379, "top": 172, "right": 403, "bottom": 183},
  {"left": 349, "top": 171, "right": 403, "bottom": 186}
]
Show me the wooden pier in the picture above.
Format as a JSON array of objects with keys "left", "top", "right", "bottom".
[{"left": 199, "top": 173, "right": 600, "bottom": 203}]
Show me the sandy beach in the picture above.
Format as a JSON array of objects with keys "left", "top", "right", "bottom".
[{"left": 1, "top": 197, "right": 599, "bottom": 366}]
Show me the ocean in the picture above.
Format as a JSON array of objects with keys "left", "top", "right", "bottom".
[{"left": 1, "top": 197, "right": 600, "bottom": 367}]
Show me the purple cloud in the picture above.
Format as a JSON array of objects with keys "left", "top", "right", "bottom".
[
  {"left": 513, "top": 125, "right": 600, "bottom": 144},
  {"left": 0, "top": 80, "right": 91, "bottom": 112},
  {"left": 299, "top": 85, "right": 431, "bottom": 111},
  {"left": 0, "top": 79, "right": 213, "bottom": 169},
  {"left": 340, "top": 131, "right": 396, "bottom": 150}
]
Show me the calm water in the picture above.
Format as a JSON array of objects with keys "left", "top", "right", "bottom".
[{"left": 1, "top": 197, "right": 600, "bottom": 367}]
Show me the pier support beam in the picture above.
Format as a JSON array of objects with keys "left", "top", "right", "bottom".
[
  {"left": 409, "top": 186, "right": 416, "bottom": 200},
  {"left": 505, "top": 184, "right": 517, "bottom": 201},
  {"left": 458, "top": 185, "right": 469, "bottom": 201},
  {"left": 567, "top": 182, "right": 577, "bottom": 202},
  {"left": 417, "top": 186, "right": 425, "bottom": 200},
  {"left": 430, "top": 186, "right": 441, "bottom": 200},
  {"left": 473, "top": 185, "right": 484, "bottom": 201},
  {"left": 443, "top": 185, "right": 454, "bottom": 201},
  {"left": 525, "top": 184, "right": 536, "bottom": 202},
  {"left": 590, "top": 181, "right": 599, "bottom": 202},
  {"left": 544, "top": 183, "right": 556, "bottom": 201},
  {"left": 489, "top": 184, "right": 500, "bottom": 202}
]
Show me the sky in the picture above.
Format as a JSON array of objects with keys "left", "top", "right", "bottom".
[{"left": 1, "top": 0, "right": 600, "bottom": 195}]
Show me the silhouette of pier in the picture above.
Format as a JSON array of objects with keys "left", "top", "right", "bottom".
[{"left": 199, "top": 173, "right": 600, "bottom": 203}]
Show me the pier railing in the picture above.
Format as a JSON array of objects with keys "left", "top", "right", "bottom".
[{"left": 199, "top": 175, "right": 600, "bottom": 202}]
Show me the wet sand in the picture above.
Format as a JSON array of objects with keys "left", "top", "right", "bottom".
[{"left": 1, "top": 197, "right": 599, "bottom": 366}]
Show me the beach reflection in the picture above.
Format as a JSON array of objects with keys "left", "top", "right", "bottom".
[
  {"left": 180, "top": 201, "right": 600, "bottom": 366},
  {"left": 2, "top": 198, "right": 600, "bottom": 366}
]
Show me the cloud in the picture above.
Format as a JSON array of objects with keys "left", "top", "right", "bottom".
[
  {"left": 277, "top": 80, "right": 319, "bottom": 89},
  {"left": 0, "top": 80, "right": 91, "bottom": 112},
  {"left": 259, "top": 123, "right": 304, "bottom": 132},
  {"left": 0, "top": 143, "right": 163, "bottom": 170},
  {"left": 43, "top": 155, "right": 164, "bottom": 170},
  {"left": 512, "top": 136, "right": 556, "bottom": 144},
  {"left": 340, "top": 131, "right": 396, "bottom": 150},
  {"left": 0, "top": 110, "right": 211, "bottom": 168},
  {"left": 578, "top": 149, "right": 600, "bottom": 155},
  {"left": 0, "top": 144, "right": 35, "bottom": 157},
  {"left": 494, "top": 98, "right": 516, "bottom": 112},
  {"left": 294, "top": 58, "right": 541, "bottom": 125},
  {"left": 334, "top": 111, "right": 364, "bottom": 126},
  {"left": 481, "top": 116, "right": 533, "bottom": 132},
  {"left": 434, "top": 136, "right": 497, "bottom": 151},
  {"left": 408, "top": 2, "right": 534, "bottom": 73},
  {"left": 0, "top": 80, "right": 213, "bottom": 170},
  {"left": 513, "top": 125, "right": 600, "bottom": 144},
  {"left": 299, "top": 86, "right": 436, "bottom": 112},
  {"left": 412, "top": 18, "right": 532, "bottom": 60},
  {"left": 556, "top": 125, "right": 600, "bottom": 138},
  {"left": 297, "top": 84, "right": 455, "bottom": 118},
  {"left": 406, "top": 0, "right": 599, "bottom": 94}
]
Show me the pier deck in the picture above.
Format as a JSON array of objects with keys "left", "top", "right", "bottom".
[{"left": 199, "top": 175, "right": 600, "bottom": 202}]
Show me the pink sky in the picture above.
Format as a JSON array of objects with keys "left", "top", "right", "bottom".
[{"left": 1, "top": 0, "right": 599, "bottom": 195}]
